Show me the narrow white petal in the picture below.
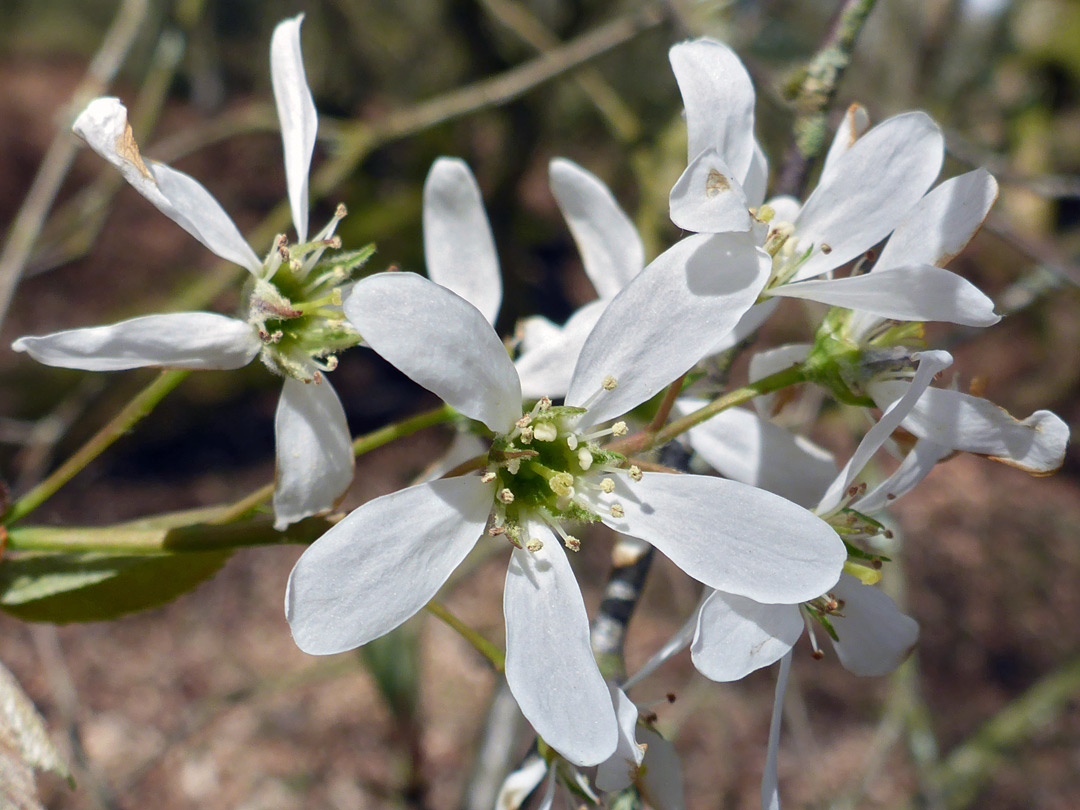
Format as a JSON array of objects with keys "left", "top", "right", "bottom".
[
  {"left": 669, "top": 38, "right": 757, "bottom": 180},
  {"left": 639, "top": 728, "right": 686, "bottom": 810},
  {"left": 691, "top": 592, "right": 802, "bottom": 681},
  {"left": 594, "top": 686, "right": 645, "bottom": 791},
  {"left": 599, "top": 472, "right": 845, "bottom": 603},
  {"left": 515, "top": 300, "right": 606, "bottom": 400},
  {"left": 504, "top": 535, "right": 618, "bottom": 766},
  {"left": 868, "top": 383, "right": 1070, "bottom": 474},
  {"left": 495, "top": 758, "right": 548, "bottom": 810},
  {"left": 72, "top": 98, "right": 261, "bottom": 273},
  {"left": 148, "top": 162, "right": 264, "bottom": 272},
  {"left": 12, "top": 312, "right": 259, "bottom": 371},
  {"left": 769, "top": 266, "right": 1000, "bottom": 327},
  {"left": 820, "top": 103, "right": 871, "bottom": 185},
  {"left": 743, "top": 140, "right": 769, "bottom": 209},
  {"left": 271, "top": 14, "right": 318, "bottom": 242},
  {"left": 550, "top": 158, "right": 643, "bottom": 299},
  {"left": 424, "top": 157, "right": 502, "bottom": 324},
  {"left": 679, "top": 403, "right": 836, "bottom": 508},
  {"left": 272, "top": 377, "right": 354, "bottom": 529},
  {"left": 669, "top": 149, "right": 752, "bottom": 234},
  {"left": 285, "top": 477, "right": 492, "bottom": 654},
  {"left": 793, "top": 112, "right": 944, "bottom": 281},
  {"left": 876, "top": 169, "right": 998, "bottom": 271},
  {"left": 854, "top": 439, "right": 953, "bottom": 513},
  {"left": 818, "top": 350, "right": 953, "bottom": 514},
  {"left": 420, "top": 431, "right": 488, "bottom": 482},
  {"left": 762, "top": 653, "right": 792, "bottom": 810},
  {"left": 567, "top": 232, "right": 770, "bottom": 427},
  {"left": 344, "top": 273, "right": 522, "bottom": 433},
  {"left": 829, "top": 574, "right": 919, "bottom": 676}
]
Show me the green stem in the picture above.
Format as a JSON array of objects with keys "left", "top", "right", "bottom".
[
  {"left": 607, "top": 365, "right": 807, "bottom": 457},
  {"left": 4, "top": 370, "right": 189, "bottom": 526},
  {"left": 425, "top": 601, "right": 505, "bottom": 671}
]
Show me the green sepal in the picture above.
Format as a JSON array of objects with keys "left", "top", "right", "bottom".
[{"left": 841, "top": 538, "right": 891, "bottom": 563}]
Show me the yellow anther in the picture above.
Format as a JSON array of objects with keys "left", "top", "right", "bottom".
[
  {"left": 526, "top": 538, "right": 544, "bottom": 552},
  {"left": 602, "top": 375, "right": 618, "bottom": 391},
  {"left": 610, "top": 503, "right": 625, "bottom": 518},
  {"left": 498, "top": 488, "right": 515, "bottom": 504},
  {"left": 611, "top": 421, "right": 628, "bottom": 437},
  {"left": 600, "top": 478, "right": 615, "bottom": 494},
  {"left": 563, "top": 535, "right": 581, "bottom": 552},
  {"left": 628, "top": 465, "right": 643, "bottom": 482},
  {"left": 577, "top": 448, "right": 594, "bottom": 471},
  {"left": 481, "top": 471, "right": 497, "bottom": 483},
  {"left": 533, "top": 422, "right": 558, "bottom": 442}
]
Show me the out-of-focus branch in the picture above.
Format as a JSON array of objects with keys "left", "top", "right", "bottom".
[
  {"left": 476, "top": 0, "right": 646, "bottom": 143},
  {"left": 775, "top": 0, "right": 879, "bottom": 197},
  {"left": 0, "top": 0, "right": 151, "bottom": 330}
]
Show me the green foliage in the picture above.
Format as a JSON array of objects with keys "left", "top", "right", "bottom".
[
  {"left": 358, "top": 625, "right": 420, "bottom": 722},
  {"left": 0, "top": 550, "right": 231, "bottom": 623}
]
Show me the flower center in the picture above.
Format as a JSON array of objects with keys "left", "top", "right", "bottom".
[
  {"left": 483, "top": 379, "right": 641, "bottom": 553},
  {"left": 242, "top": 204, "right": 371, "bottom": 383}
]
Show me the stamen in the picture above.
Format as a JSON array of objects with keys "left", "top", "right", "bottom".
[
  {"left": 576, "top": 448, "right": 594, "bottom": 471},
  {"left": 579, "top": 376, "right": 618, "bottom": 410},
  {"left": 610, "top": 503, "right": 625, "bottom": 519},
  {"left": 525, "top": 538, "right": 544, "bottom": 552},
  {"left": 628, "top": 465, "right": 643, "bottom": 482},
  {"left": 542, "top": 516, "right": 582, "bottom": 552},
  {"left": 581, "top": 421, "right": 627, "bottom": 442},
  {"left": 480, "top": 472, "right": 496, "bottom": 484},
  {"left": 498, "top": 488, "right": 515, "bottom": 504}
]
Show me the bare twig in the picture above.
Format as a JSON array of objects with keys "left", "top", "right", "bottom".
[
  {"left": 775, "top": 0, "right": 879, "bottom": 197},
  {"left": 0, "top": 0, "right": 151, "bottom": 330},
  {"left": 476, "top": 0, "right": 646, "bottom": 143}
]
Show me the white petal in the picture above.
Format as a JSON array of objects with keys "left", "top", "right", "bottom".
[
  {"left": 854, "top": 439, "right": 953, "bottom": 513},
  {"left": 829, "top": 574, "right": 919, "bottom": 676},
  {"left": 669, "top": 149, "right": 752, "bottom": 234},
  {"left": 504, "top": 535, "right": 618, "bottom": 766},
  {"left": 638, "top": 728, "right": 686, "bottom": 810},
  {"left": 285, "top": 477, "right": 492, "bottom": 654},
  {"left": 272, "top": 376, "right": 354, "bottom": 530},
  {"left": 495, "top": 758, "right": 549, "bottom": 810},
  {"left": 820, "top": 103, "right": 870, "bottom": 186},
  {"left": 769, "top": 265, "right": 1000, "bottom": 327},
  {"left": 12, "top": 312, "right": 260, "bottom": 371},
  {"left": 148, "top": 163, "right": 264, "bottom": 272},
  {"left": 793, "top": 112, "right": 944, "bottom": 281},
  {"left": 567, "top": 232, "right": 770, "bottom": 427},
  {"left": 818, "top": 350, "right": 953, "bottom": 513},
  {"left": 876, "top": 169, "right": 998, "bottom": 271},
  {"left": 691, "top": 592, "right": 802, "bottom": 681},
  {"left": 270, "top": 14, "right": 318, "bottom": 242},
  {"left": 423, "top": 157, "right": 502, "bottom": 324},
  {"left": 72, "top": 98, "right": 261, "bottom": 274},
  {"left": 743, "top": 140, "right": 769, "bottom": 209},
  {"left": 762, "top": 652, "right": 792, "bottom": 810},
  {"left": 868, "top": 383, "right": 1070, "bottom": 475},
  {"left": 669, "top": 38, "right": 757, "bottom": 180},
  {"left": 679, "top": 403, "right": 836, "bottom": 508},
  {"left": 344, "top": 273, "right": 522, "bottom": 433},
  {"left": 515, "top": 300, "right": 606, "bottom": 400},
  {"left": 550, "top": 158, "right": 643, "bottom": 299},
  {"left": 599, "top": 472, "right": 845, "bottom": 603},
  {"left": 594, "top": 686, "right": 645, "bottom": 791}
]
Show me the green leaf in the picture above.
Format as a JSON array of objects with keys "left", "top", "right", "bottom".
[
  {"left": 0, "top": 550, "right": 231, "bottom": 623},
  {"left": 358, "top": 625, "right": 420, "bottom": 722}
]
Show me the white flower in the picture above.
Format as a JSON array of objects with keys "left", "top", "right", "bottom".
[
  {"left": 11, "top": 16, "right": 356, "bottom": 530},
  {"left": 286, "top": 267, "right": 845, "bottom": 765}
]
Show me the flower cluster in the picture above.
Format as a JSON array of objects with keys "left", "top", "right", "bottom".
[{"left": 9, "top": 15, "right": 1070, "bottom": 810}]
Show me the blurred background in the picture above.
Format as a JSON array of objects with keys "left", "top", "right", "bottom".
[{"left": 0, "top": 0, "right": 1078, "bottom": 808}]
